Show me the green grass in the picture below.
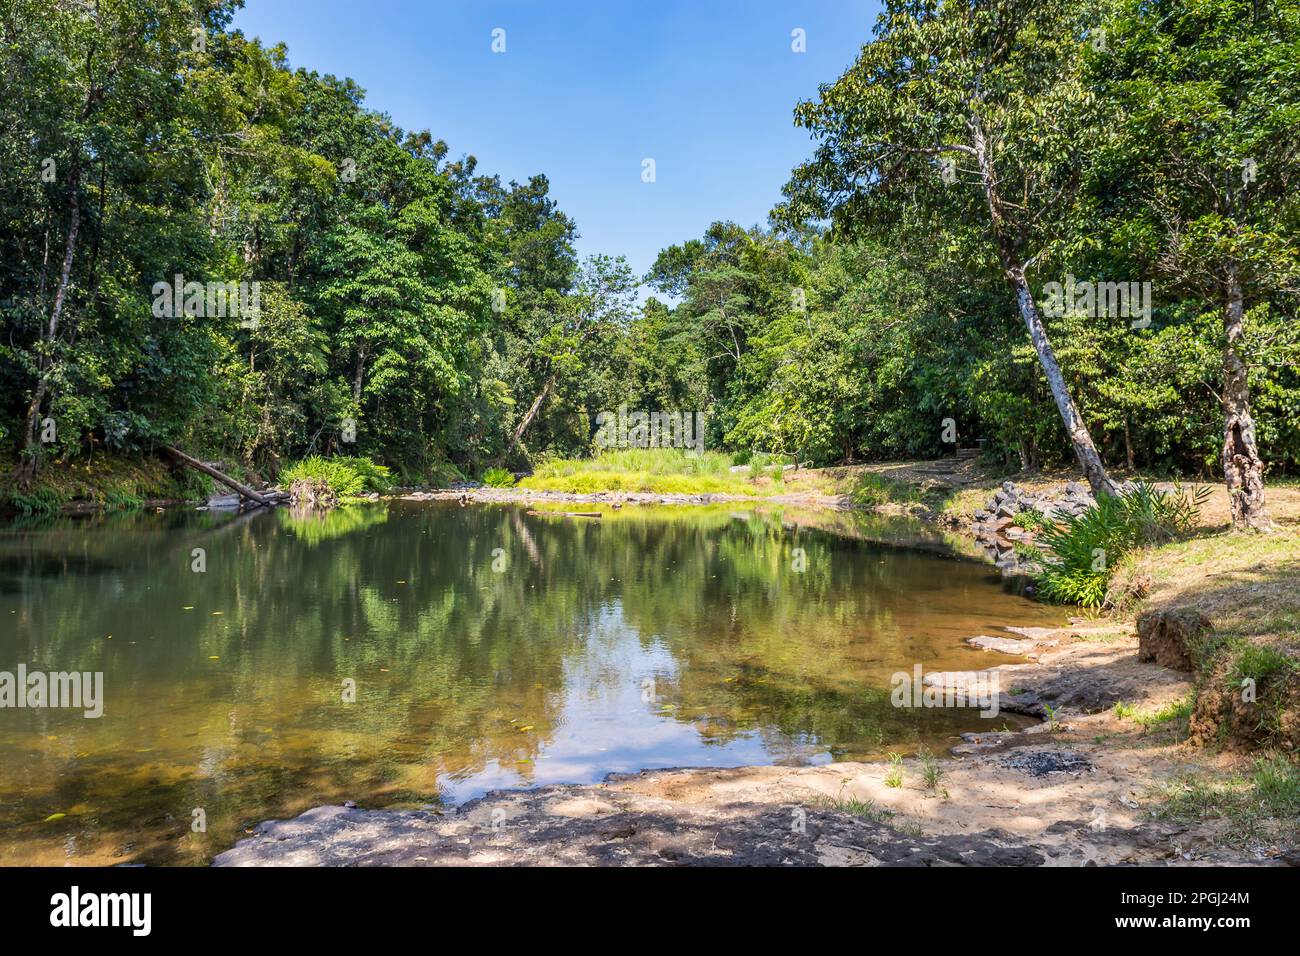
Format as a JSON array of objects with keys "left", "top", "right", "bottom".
[
  {"left": 818, "top": 783, "right": 896, "bottom": 824},
  {"left": 518, "top": 449, "right": 803, "bottom": 496},
  {"left": 480, "top": 466, "right": 516, "bottom": 488},
  {"left": 918, "top": 748, "right": 947, "bottom": 796},
  {"left": 884, "top": 752, "right": 904, "bottom": 789},
  {"left": 847, "top": 472, "right": 928, "bottom": 508},
  {"left": 280, "top": 455, "right": 392, "bottom": 498},
  {"left": 1114, "top": 694, "right": 1194, "bottom": 730},
  {"left": 1228, "top": 642, "right": 1299, "bottom": 688},
  {"left": 1152, "top": 754, "right": 1300, "bottom": 844}
]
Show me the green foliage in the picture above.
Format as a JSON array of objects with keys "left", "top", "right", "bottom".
[
  {"left": 1035, "top": 482, "right": 1209, "bottom": 607},
  {"left": 1229, "top": 643, "right": 1299, "bottom": 688},
  {"left": 2, "top": 0, "right": 1298, "bottom": 503},
  {"left": 0, "top": 486, "right": 69, "bottom": 516},
  {"left": 1012, "top": 510, "right": 1049, "bottom": 531},
  {"left": 280, "top": 456, "right": 392, "bottom": 498},
  {"left": 519, "top": 449, "right": 797, "bottom": 495},
  {"left": 481, "top": 467, "right": 516, "bottom": 488}
]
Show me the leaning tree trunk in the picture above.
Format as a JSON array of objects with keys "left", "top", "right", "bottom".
[
  {"left": 967, "top": 111, "right": 1117, "bottom": 499},
  {"left": 1009, "top": 270, "right": 1118, "bottom": 498},
  {"left": 1221, "top": 269, "right": 1270, "bottom": 531},
  {"left": 498, "top": 373, "right": 555, "bottom": 466}
]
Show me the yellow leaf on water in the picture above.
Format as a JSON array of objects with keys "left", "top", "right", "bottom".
[
  {"left": 208, "top": 655, "right": 220, "bottom": 660},
  {"left": 44, "top": 813, "right": 66, "bottom": 822},
  {"left": 182, "top": 606, "right": 194, "bottom": 610},
  {"left": 518, "top": 725, "right": 534, "bottom": 732}
]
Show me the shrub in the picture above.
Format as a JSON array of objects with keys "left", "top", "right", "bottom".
[
  {"left": 0, "top": 486, "right": 68, "bottom": 515},
  {"left": 1035, "top": 482, "right": 1208, "bottom": 608},
  {"left": 481, "top": 467, "right": 516, "bottom": 488},
  {"left": 280, "top": 456, "right": 392, "bottom": 498}
]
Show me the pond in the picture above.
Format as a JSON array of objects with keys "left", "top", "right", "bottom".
[{"left": 0, "top": 500, "right": 1066, "bottom": 864}]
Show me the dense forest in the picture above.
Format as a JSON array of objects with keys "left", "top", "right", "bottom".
[{"left": 2, "top": 0, "right": 1298, "bottom": 529}]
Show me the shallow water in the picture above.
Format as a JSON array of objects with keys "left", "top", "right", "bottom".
[{"left": 0, "top": 500, "right": 1065, "bottom": 864}]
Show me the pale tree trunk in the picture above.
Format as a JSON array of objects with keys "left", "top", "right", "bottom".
[
  {"left": 967, "top": 113, "right": 1117, "bottom": 498},
  {"left": 1221, "top": 268, "right": 1270, "bottom": 531},
  {"left": 352, "top": 344, "right": 368, "bottom": 402},
  {"left": 1009, "top": 270, "right": 1118, "bottom": 497},
  {"left": 500, "top": 373, "right": 555, "bottom": 464},
  {"left": 19, "top": 160, "right": 82, "bottom": 482}
]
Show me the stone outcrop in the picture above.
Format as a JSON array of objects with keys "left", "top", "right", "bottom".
[
  {"left": 971, "top": 480, "right": 1101, "bottom": 576},
  {"left": 213, "top": 783, "right": 1044, "bottom": 867},
  {"left": 289, "top": 477, "right": 337, "bottom": 509}
]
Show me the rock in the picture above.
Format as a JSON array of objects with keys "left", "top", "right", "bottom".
[
  {"left": 967, "top": 635, "right": 1039, "bottom": 655},
  {"left": 922, "top": 664, "right": 1034, "bottom": 692},
  {"left": 212, "top": 787, "right": 1046, "bottom": 867},
  {"left": 1136, "top": 609, "right": 1212, "bottom": 672},
  {"left": 289, "top": 477, "right": 338, "bottom": 509},
  {"left": 1002, "top": 626, "right": 1059, "bottom": 641}
]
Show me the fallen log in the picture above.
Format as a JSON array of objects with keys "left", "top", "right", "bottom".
[
  {"left": 526, "top": 509, "right": 602, "bottom": 519},
  {"left": 160, "top": 444, "right": 275, "bottom": 507}
]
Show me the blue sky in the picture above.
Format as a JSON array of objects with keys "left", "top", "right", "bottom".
[{"left": 232, "top": 0, "right": 880, "bottom": 281}]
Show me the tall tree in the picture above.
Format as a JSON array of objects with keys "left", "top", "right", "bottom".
[
  {"left": 778, "top": 0, "right": 1121, "bottom": 496},
  {"left": 1089, "top": 0, "right": 1300, "bottom": 529}
]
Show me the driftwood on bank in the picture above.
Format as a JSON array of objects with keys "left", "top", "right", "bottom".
[{"left": 160, "top": 444, "right": 281, "bottom": 508}]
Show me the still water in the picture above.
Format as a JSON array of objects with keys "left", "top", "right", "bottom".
[{"left": 0, "top": 501, "right": 1065, "bottom": 864}]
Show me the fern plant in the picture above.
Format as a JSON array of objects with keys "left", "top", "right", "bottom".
[{"left": 1035, "top": 482, "right": 1207, "bottom": 608}]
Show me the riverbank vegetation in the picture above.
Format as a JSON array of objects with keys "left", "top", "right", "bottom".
[
  {"left": 3, "top": 0, "right": 1298, "bottom": 533},
  {"left": 1033, "top": 482, "right": 1210, "bottom": 607},
  {"left": 517, "top": 448, "right": 802, "bottom": 496}
]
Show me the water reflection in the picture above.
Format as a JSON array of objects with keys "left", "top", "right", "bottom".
[{"left": 0, "top": 501, "right": 1065, "bottom": 864}]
